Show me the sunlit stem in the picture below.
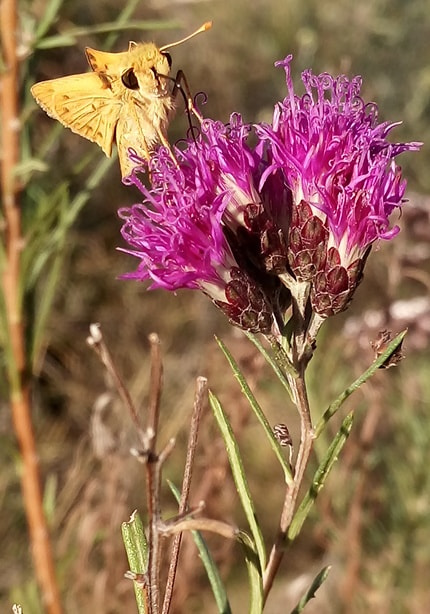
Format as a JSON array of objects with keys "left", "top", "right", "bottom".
[
  {"left": 263, "top": 367, "right": 314, "bottom": 602},
  {"left": 307, "top": 312, "right": 326, "bottom": 346}
]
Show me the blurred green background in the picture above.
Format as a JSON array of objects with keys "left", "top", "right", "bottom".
[{"left": 2, "top": 0, "right": 430, "bottom": 612}]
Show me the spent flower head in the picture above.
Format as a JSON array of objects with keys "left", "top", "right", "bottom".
[{"left": 119, "top": 55, "right": 421, "bottom": 337}]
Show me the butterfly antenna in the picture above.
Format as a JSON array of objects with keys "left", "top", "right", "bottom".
[{"left": 160, "top": 21, "right": 212, "bottom": 51}]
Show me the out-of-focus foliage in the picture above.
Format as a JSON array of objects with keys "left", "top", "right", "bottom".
[
  {"left": 1, "top": 0, "right": 429, "bottom": 612},
  {"left": 25, "top": 0, "right": 430, "bottom": 195}
]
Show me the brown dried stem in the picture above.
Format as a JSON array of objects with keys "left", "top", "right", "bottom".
[
  {"left": 144, "top": 333, "right": 164, "bottom": 613},
  {"left": 0, "top": 1, "right": 63, "bottom": 612},
  {"left": 160, "top": 517, "right": 238, "bottom": 541},
  {"left": 146, "top": 333, "right": 163, "bottom": 446},
  {"left": 88, "top": 328, "right": 167, "bottom": 612},
  {"left": 162, "top": 376, "right": 208, "bottom": 614},
  {"left": 87, "top": 323, "right": 145, "bottom": 442}
]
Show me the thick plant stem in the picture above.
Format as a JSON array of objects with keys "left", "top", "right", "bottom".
[
  {"left": 262, "top": 369, "right": 314, "bottom": 602},
  {"left": 0, "top": 1, "right": 63, "bottom": 612},
  {"left": 10, "top": 389, "right": 64, "bottom": 614}
]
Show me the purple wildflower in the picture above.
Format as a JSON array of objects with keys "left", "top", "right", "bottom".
[
  {"left": 119, "top": 122, "right": 279, "bottom": 334},
  {"left": 119, "top": 55, "right": 420, "bottom": 331},
  {"left": 257, "top": 55, "right": 421, "bottom": 315}
]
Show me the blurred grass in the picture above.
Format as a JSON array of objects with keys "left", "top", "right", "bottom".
[{"left": 1, "top": 0, "right": 430, "bottom": 612}]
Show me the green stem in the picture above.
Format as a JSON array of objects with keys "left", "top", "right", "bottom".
[{"left": 262, "top": 368, "right": 314, "bottom": 602}]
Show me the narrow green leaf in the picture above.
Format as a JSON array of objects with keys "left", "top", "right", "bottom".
[
  {"left": 68, "top": 155, "right": 114, "bottom": 220},
  {"left": 192, "top": 531, "right": 233, "bottom": 614},
  {"left": 35, "top": 20, "right": 180, "bottom": 49},
  {"left": 315, "top": 330, "right": 407, "bottom": 438},
  {"left": 121, "top": 511, "right": 148, "bottom": 614},
  {"left": 34, "top": 0, "right": 65, "bottom": 40},
  {"left": 290, "top": 565, "right": 331, "bottom": 613},
  {"left": 209, "top": 391, "right": 266, "bottom": 571},
  {"left": 13, "top": 158, "right": 49, "bottom": 178},
  {"left": 30, "top": 238, "right": 65, "bottom": 364},
  {"left": 288, "top": 413, "right": 354, "bottom": 540},
  {"left": 32, "top": 124, "right": 64, "bottom": 164},
  {"left": 237, "top": 531, "right": 264, "bottom": 614},
  {"left": 101, "top": 0, "right": 144, "bottom": 49},
  {"left": 168, "top": 481, "right": 232, "bottom": 614},
  {"left": 216, "top": 337, "right": 294, "bottom": 486},
  {"left": 10, "top": 581, "right": 42, "bottom": 614},
  {"left": 42, "top": 473, "right": 57, "bottom": 525},
  {"left": 24, "top": 183, "right": 71, "bottom": 363},
  {"left": 244, "top": 331, "right": 295, "bottom": 401},
  {"left": 34, "top": 34, "right": 78, "bottom": 49}
]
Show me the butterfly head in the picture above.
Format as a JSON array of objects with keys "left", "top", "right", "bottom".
[{"left": 122, "top": 43, "right": 172, "bottom": 99}]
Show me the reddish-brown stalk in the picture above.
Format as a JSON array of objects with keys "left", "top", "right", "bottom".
[{"left": 0, "top": 1, "right": 63, "bottom": 611}]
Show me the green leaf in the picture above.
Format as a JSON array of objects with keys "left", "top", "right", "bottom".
[
  {"left": 168, "top": 481, "right": 232, "bottom": 614},
  {"left": 288, "top": 413, "right": 354, "bottom": 541},
  {"left": 68, "top": 155, "right": 115, "bottom": 220},
  {"left": 42, "top": 473, "right": 58, "bottom": 526},
  {"left": 22, "top": 182, "right": 72, "bottom": 364},
  {"left": 101, "top": 0, "right": 148, "bottom": 49},
  {"left": 121, "top": 511, "right": 148, "bottom": 614},
  {"left": 216, "top": 337, "right": 294, "bottom": 486},
  {"left": 315, "top": 330, "right": 407, "bottom": 438},
  {"left": 169, "top": 479, "right": 263, "bottom": 613},
  {"left": 237, "top": 531, "right": 264, "bottom": 614},
  {"left": 13, "top": 158, "right": 49, "bottom": 178},
  {"left": 244, "top": 331, "right": 295, "bottom": 401},
  {"left": 10, "top": 580, "right": 43, "bottom": 614},
  {"left": 34, "top": 0, "right": 65, "bottom": 40},
  {"left": 34, "top": 34, "right": 78, "bottom": 49},
  {"left": 209, "top": 391, "right": 266, "bottom": 571},
  {"left": 35, "top": 20, "right": 180, "bottom": 49},
  {"left": 290, "top": 565, "right": 331, "bottom": 613},
  {"left": 192, "top": 531, "right": 233, "bottom": 614},
  {"left": 31, "top": 124, "right": 64, "bottom": 165}
]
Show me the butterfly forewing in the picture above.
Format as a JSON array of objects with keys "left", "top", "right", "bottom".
[{"left": 85, "top": 47, "right": 131, "bottom": 76}]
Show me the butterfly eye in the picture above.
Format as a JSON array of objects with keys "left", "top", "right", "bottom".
[
  {"left": 121, "top": 68, "right": 139, "bottom": 90},
  {"left": 161, "top": 51, "right": 172, "bottom": 68}
]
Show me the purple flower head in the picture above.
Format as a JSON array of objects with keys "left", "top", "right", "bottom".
[
  {"left": 119, "top": 55, "right": 420, "bottom": 329},
  {"left": 257, "top": 56, "right": 421, "bottom": 315},
  {"left": 119, "top": 117, "right": 279, "bottom": 334}
]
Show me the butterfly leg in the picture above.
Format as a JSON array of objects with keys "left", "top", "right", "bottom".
[{"left": 172, "top": 69, "right": 203, "bottom": 129}]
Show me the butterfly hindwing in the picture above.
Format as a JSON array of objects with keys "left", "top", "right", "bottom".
[{"left": 31, "top": 72, "right": 122, "bottom": 156}]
